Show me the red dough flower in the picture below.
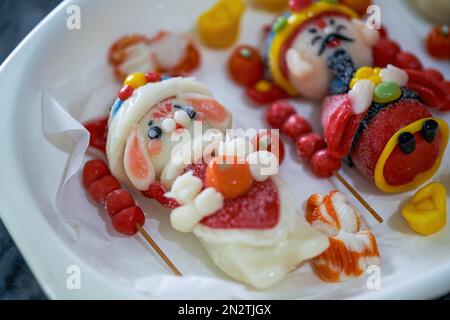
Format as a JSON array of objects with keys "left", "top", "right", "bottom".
[
  {"left": 228, "top": 45, "right": 264, "bottom": 86},
  {"left": 426, "top": 25, "right": 450, "bottom": 60}
]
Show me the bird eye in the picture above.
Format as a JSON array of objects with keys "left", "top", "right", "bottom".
[
  {"left": 329, "top": 18, "right": 335, "bottom": 25},
  {"left": 421, "top": 119, "right": 439, "bottom": 143},
  {"left": 148, "top": 126, "right": 162, "bottom": 140},
  {"left": 397, "top": 132, "right": 416, "bottom": 154},
  {"left": 309, "top": 27, "right": 317, "bottom": 34}
]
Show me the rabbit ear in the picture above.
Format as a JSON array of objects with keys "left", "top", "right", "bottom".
[{"left": 124, "top": 124, "right": 155, "bottom": 190}]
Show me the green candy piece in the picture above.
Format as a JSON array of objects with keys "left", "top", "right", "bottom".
[
  {"left": 374, "top": 82, "right": 402, "bottom": 104},
  {"left": 273, "top": 16, "right": 287, "bottom": 33},
  {"left": 321, "top": 0, "right": 338, "bottom": 3}
]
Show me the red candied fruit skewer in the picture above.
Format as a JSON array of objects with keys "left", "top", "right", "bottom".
[
  {"left": 82, "top": 159, "right": 182, "bottom": 275},
  {"left": 82, "top": 159, "right": 144, "bottom": 235}
]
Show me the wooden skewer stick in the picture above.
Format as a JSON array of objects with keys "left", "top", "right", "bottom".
[
  {"left": 135, "top": 223, "right": 183, "bottom": 276},
  {"left": 334, "top": 172, "right": 384, "bottom": 223}
]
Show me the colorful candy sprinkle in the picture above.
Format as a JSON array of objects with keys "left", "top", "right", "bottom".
[
  {"left": 124, "top": 72, "right": 147, "bottom": 89},
  {"left": 273, "top": 16, "right": 288, "bottom": 33},
  {"left": 145, "top": 72, "right": 162, "bottom": 83},
  {"left": 118, "top": 85, "right": 134, "bottom": 100},
  {"left": 350, "top": 66, "right": 381, "bottom": 89},
  {"left": 373, "top": 82, "right": 402, "bottom": 103}
]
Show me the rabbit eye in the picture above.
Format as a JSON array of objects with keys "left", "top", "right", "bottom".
[
  {"left": 148, "top": 126, "right": 162, "bottom": 140},
  {"left": 397, "top": 132, "right": 416, "bottom": 154},
  {"left": 421, "top": 119, "right": 439, "bottom": 143},
  {"left": 174, "top": 104, "right": 197, "bottom": 119}
]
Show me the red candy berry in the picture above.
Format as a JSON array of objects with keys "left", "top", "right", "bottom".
[
  {"left": 310, "top": 149, "right": 341, "bottom": 178},
  {"left": 88, "top": 175, "right": 121, "bottom": 204},
  {"left": 118, "top": 85, "right": 134, "bottom": 100},
  {"left": 296, "top": 133, "right": 326, "bottom": 162},
  {"left": 111, "top": 206, "right": 145, "bottom": 235},
  {"left": 145, "top": 72, "right": 162, "bottom": 83},
  {"left": 373, "top": 38, "right": 401, "bottom": 67},
  {"left": 426, "top": 25, "right": 450, "bottom": 60},
  {"left": 105, "top": 189, "right": 135, "bottom": 217},
  {"left": 394, "top": 52, "right": 422, "bottom": 70},
  {"left": 281, "top": 114, "right": 312, "bottom": 140},
  {"left": 82, "top": 159, "right": 110, "bottom": 188},
  {"left": 266, "top": 101, "right": 296, "bottom": 128}
]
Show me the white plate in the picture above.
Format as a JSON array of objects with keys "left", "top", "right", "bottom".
[{"left": 0, "top": 0, "right": 449, "bottom": 299}]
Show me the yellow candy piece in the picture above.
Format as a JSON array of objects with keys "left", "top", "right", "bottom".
[
  {"left": 124, "top": 72, "right": 147, "bottom": 89},
  {"left": 198, "top": 0, "right": 246, "bottom": 48},
  {"left": 255, "top": 80, "right": 271, "bottom": 92},
  {"left": 402, "top": 183, "right": 447, "bottom": 235},
  {"left": 250, "top": 0, "right": 288, "bottom": 12},
  {"left": 355, "top": 66, "right": 374, "bottom": 79},
  {"left": 350, "top": 66, "right": 382, "bottom": 89}
]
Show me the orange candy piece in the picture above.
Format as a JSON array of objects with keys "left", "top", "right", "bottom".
[{"left": 205, "top": 156, "right": 253, "bottom": 199}]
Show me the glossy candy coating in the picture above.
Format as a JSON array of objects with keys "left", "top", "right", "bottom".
[
  {"left": 228, "top": 45, "right": 264, "bottom": 86},
  {"left": 426, "top": 25, "right": 450, "bottom": 60},
  {"left": 205, "top": 156, "right": 253, "bottom": 200},
  {"left": 124, "top": 72, "right": 147, "bottom": 89},
  {"left": 373, "top": 82, "right": 402, "bottom": 103},
  {"left": 266, "top": 100, "right": 296, "bottom": 128}
]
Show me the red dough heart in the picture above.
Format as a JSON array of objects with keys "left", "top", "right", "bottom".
[{"left": 184, "top": 163, "right": 280, "bottom": 229}]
